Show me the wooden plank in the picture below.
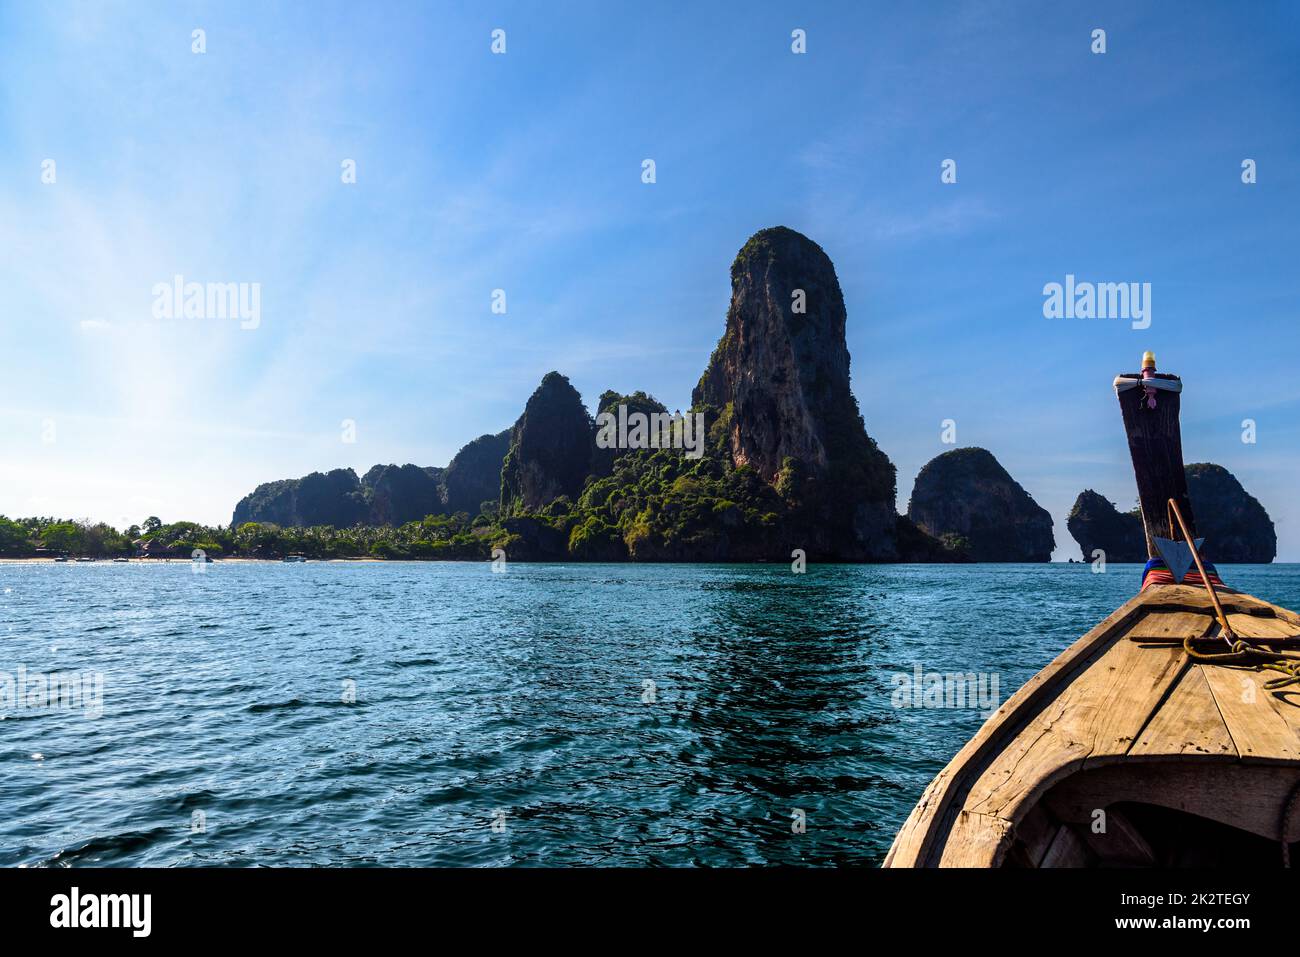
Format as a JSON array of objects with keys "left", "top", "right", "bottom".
[
  {"left": 964, "top": 643, "right": 1187, "bottom": 822},
  {"left": 1126, "top": 609, "right": 1215, "bottom": 642},
  {"left": 1265, "top": 602, "right": 1300, "bottom": 627},
  {"left": 1226, "top": 613, "right": 1300, "bottom": 641},
  {"left": 1144, "top": 586, "right": 1287, "bottom": 618},
  {"left": 1201, "top": 664, "right": 1300, "bottom": 762},
  {"left": 1142, "top": 584, "right": 1217, "bottom": 608},
  {"left": 1129, "top": 665, "right": 1237, "bottom": 759},
  {"left": 1214, "top": 590, "right": 1300, "bottom": 626},
  {"left": 1086, "top": 644, "right": 1190, "bottom": 759},
  {"left": 960, "top": 693, "right": 1088, "bottom": 820},
  {"left": 1131, "top": 593, "right": 1300, "bottom": 643},
  {"left": 934, "top": 811, "right": 1014, "bottom": 868}
]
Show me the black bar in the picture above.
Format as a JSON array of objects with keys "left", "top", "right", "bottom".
[{"left": 0, "top": 867, "right": 1294, "bottom": 943}]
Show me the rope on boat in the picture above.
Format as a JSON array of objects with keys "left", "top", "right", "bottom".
[
  {"left": 1160, "top": 499, "right": 1300, "bottom": 866},
  {"left": 1166, "top": 499, "right": 1236, "bottom": 638},
  {"left": 1180, "top": 635, "right": 1300, "bottom": 693},
  {"left": 1164, "top": 498, "right": 1300, "bottom": 694},
  {"left": 1164, "top": 496, "right": 1300, "bottom": 691}
]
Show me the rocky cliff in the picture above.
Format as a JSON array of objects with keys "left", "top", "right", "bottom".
[
  {"left": 692, "top": 226, "right": 899, "bottom": 559},
  {"left": 362, "top": 464, "right": 445, "bottom": 526},
  {"left": 442, "top": 430, "right": 511, "bottom": 515},
  {"left": 1185, "top": 464, "right": 1275, "bottom": 563},
  {"left": 1066, "top": 490, "right": 1146, "bottom": 563},
  {"left": 499, "top": 372, "right": 595, "bottom": 515},
  {"left": 1064, "top": 464, "right": 1276, "bottom": 564},
  {"left": 907, "top": 448, "right": 1055, "bottom": 562},
  {"left": 231, "top": 433, "right": 510, "bottom": 528},
  {"left": 231, "top": 468, "right": 369, "bottom": 527}
]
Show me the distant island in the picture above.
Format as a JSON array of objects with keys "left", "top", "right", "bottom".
[
  {"left": 1067, "top": 463, "right": 1277, "bottom": 564},
  {"left": 0, "top": 227, "right": 1277, "bottom": 564}
]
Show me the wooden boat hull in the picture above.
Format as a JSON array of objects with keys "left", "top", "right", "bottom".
[{"left": 885, "top": 583, "right": 1300, "bottom": 867}]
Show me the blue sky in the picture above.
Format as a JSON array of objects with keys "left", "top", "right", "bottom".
[{"left": 1, "top": 1, "right": 1298, "bottom": 559}]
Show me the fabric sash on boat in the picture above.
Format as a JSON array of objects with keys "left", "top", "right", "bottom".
[{"left": 1140, "top": 557, "right": 1223, "bottom": 591}]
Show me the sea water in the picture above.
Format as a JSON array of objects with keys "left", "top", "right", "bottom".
[{"left": 2, "top": 561, "right": 1297, "bottom": 867}]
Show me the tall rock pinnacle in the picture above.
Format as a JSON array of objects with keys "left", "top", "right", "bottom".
[
  {"left": 692, "top": 226, "right": 898, "bottom": 558},
  {"left": 499, "top": 372, "right": 594, "bottom": 514}
]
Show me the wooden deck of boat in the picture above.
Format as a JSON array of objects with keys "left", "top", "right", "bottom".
[{"left": 884, "top": 583, "right": 1300, "bottom": 867}]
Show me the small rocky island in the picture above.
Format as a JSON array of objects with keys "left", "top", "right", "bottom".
[
  {"left": 906, "top": 448, "right": 1055, "bottom": 562},
  {"left": 1066, "top": 464, "right": 1276, "bottom": 563},
  {"left": 1066, "top": 490, "right": 1146, "bottom": 563}
]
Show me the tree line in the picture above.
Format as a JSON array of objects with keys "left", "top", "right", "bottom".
[{"left": 0, "top": 513, "right": 493, "bottom": 560}]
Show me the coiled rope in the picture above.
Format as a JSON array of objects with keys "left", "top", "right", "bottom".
[
  {"left": 1167, "top": 497, "right": 1300, "bottom": 693},
  {"left": 1163, "top": 499, "right": 1300, "bottom": 865}
]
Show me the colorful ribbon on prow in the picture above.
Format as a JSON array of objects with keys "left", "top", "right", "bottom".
[{"left": 1140, "top": 557, "right": 1223, "bottom": 591}]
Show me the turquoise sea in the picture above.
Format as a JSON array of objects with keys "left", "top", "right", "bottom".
[{"left": 3, "top": 561, "right": 1298, "bottom": 867}]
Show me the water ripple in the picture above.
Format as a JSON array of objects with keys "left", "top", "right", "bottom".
[{"left": 2, "top": 560, "right": 1298, "bottom": 866}]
